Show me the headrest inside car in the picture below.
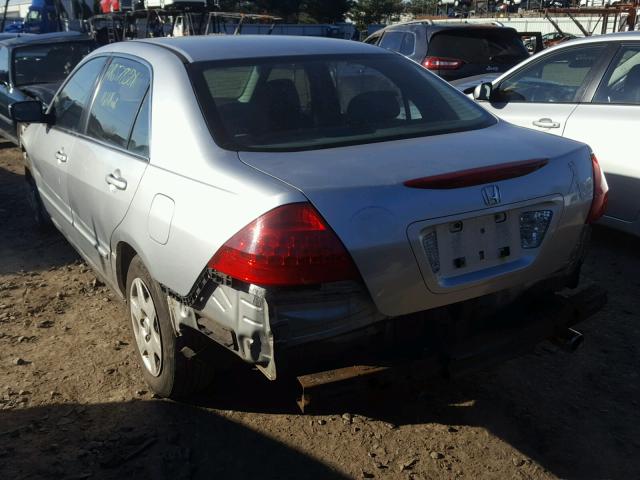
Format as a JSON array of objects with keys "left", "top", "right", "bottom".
[{"left": 347, "top": 90, "right": 400, "bottom": 124}]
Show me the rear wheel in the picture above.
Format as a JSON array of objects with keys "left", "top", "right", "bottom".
[{"left": 126, "top": 256, "right": 213, "bottom": 398}]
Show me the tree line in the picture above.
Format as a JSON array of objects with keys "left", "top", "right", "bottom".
[{"left": 217, "top": 1, "right": 438, "bottom": 27}]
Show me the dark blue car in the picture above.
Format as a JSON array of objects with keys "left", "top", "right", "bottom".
[{"left": 0, "top": 31, "right": 96, "bottom": 144}]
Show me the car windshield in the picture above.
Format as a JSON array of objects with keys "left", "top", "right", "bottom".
[
  {"left": 428, "top": 29, "right": 529, "bottom": 65},
  {"left": 13, "top": 41, "right": 95, "bottom": 86},
  {"left": 189, "top": 53, "right": 495, "bottom": 152}
]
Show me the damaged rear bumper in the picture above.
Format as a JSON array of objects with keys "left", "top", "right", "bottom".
[{"left": 295, "top": 284, "right": 606, "bottom": 412}]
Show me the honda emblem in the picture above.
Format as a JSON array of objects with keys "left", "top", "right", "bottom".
[{"left": 482, "top": 185, "right": 501, "bottom": 206}]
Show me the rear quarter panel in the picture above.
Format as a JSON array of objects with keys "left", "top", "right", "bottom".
[{"left": 107, "top": 42, "right": 303, "bottom": 296}]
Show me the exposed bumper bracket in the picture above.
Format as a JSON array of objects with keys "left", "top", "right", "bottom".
[{"left": 296, "top": 284, "right": 607, "bottom": 413}]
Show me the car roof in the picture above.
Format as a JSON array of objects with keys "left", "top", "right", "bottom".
[
  {"left": 135, "top": 35, "right": 386, "bottom": 62},
  {"left": 555, "top": 30, "right": 640, "bottom": 46},
  {"left": 365, "top": 21, "right": 519, "bottom": 42},
  {"left": 0, "top": 31, "right": 92, "bottom": 47}
]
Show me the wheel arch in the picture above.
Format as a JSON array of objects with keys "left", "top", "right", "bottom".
[{"left": 116, "top": 241, "right": 139, "bottom": 298}]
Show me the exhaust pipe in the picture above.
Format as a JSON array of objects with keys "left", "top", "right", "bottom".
[{"left": 551, "top": 328, "right": 584, "bottom": 352}]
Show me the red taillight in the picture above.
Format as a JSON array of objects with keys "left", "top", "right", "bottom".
[
  {"left": 586, "top": 153, "right": 608, "bottom": 224},
  {"left": 208, "top": 203, "right": 359, "bottom": 287},
  {"left": 422, "top": 56, "right": 464, "bottom": 70},
  {"left": 404, "top": 159, "right": 548, "bottom": 189}
]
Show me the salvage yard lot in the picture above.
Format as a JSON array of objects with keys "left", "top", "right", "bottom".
[{"left": 0, "top": 142, "right": 639, "bottom": 480}]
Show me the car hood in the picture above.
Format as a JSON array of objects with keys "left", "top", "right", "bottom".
[
  {"left": 20, "top": 83, "right": 60, "bottom": 105},
  {"left": 449, "top": 73, "right": 500, "bottom": 93},
  {"left": 238, "top": 121, "right": 593, "bottom": 316}
]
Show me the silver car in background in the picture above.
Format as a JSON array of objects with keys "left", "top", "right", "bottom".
[
  {"left": 454, "top": 32, "right": 640, "bottom": 236},
  {"left": 14, "top": 36, "right": 606, "bottom": 398}
]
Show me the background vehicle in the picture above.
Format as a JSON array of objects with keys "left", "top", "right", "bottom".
[
  {"left": 15, "top": 36, "right": 603, "bottom": 398},
  {"left": 453, "top": 32, "right": 640, "bottom": 236},
  {"left": 0, "top": 31, "right": 96, "bottom": 144},
  {"left": 541, "top": 31, "right": 577, "bottom": 48},
  {"left": 364, "top": 21, "right": 529, "bottom": 81}
]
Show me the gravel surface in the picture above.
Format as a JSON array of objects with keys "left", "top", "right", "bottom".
[{"left": 1, "top": 143, "right": 639, "bottom": 479}]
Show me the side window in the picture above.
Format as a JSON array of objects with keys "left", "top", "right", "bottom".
[
  {"left": 87, "top": 57, "right": 150, "bottom": 149},
  {"left": 380, "top": 32, "right": 415, "bottom": 56},
  {"left": 399, "top": 33, "right": 416, "bottom": 56},
  {"left": 593, "top": 45, "right": 640, "bottom": 105},
  {"left": 380, "top": 31, "right": 404, "bottom": 52},
  {"left": 364, "top": 33, "right": 381, "bottom": 45},
  {"left": 52, "top": 56, "right": 107, "bottom": 132},
  {"left": 128, "top": 92, "right": 150, "bottom": 157},
  {"left": 497, "top": 45, "right": 605, "bottom": 103}
]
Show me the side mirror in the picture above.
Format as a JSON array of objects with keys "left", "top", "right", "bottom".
[
  {"left": 0, "top": 71, "right": 9, "bottom": 86},
  {"left": 10, "top": 100, "right": 51, "bottom": 124},
  {"left": 473, "top": 82, "right": 494, "bottom": 101}
]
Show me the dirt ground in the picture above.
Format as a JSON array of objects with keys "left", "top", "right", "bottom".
[{"left": 1, "top": 141, "right": 639, "bottom": 480}]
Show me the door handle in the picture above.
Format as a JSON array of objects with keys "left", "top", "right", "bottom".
[
  {"left": 532, "top": 118, "right": 560, "bottom": 129},
  {"left": 105, "top": 172, "right": 127, "bottom": 190},
  {"left": 55, "top": 150, "right": 67, "bottom": 163}
]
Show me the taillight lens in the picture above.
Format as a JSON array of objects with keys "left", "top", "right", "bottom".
[
  {"left": 208, "top": 203, "right": 359, "bottom": 287},
  {"left": 422, "top": 56, "right": 464, "bottom": 70},
  {"left": 586, "top": 153, "right": 608, "bottom": 224}
]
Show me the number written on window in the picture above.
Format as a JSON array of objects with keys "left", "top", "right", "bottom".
[{"left": 87, "top": 58, "right": 150, "bottom": 149}]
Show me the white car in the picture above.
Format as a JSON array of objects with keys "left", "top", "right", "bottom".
[{"left": 453, "top": 32, "right": 640, "bottom": 236}]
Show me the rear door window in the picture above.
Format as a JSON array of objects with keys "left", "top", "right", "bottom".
[
  {"left": 593, "top": 45, "right": 640, "bottom": 104},
  {"left": 86, "top": 57, "right": 150, "bottom": 149},
  {"left": 428, "top": 29, "right": 528, "bottom": 65},
  {"left": 497, "top": 45, "right": 606, "bottom": 103},
  {"left": 52, "top": 56, "right": 108, "bottom": 133}
]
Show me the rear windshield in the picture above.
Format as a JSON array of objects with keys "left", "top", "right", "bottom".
[
  {"left": 13, "top": 41, "right": 95, "bottom": 86},
  {"left": 188, "top": 53, "right": 495, "bottom": 152},
  {"left": 428, "top": 29, "right": 529, "bottom": 65}
]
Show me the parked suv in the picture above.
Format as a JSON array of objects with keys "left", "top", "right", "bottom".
[{"left": 365, "top": 22, "right": 530, "bottom": 81}]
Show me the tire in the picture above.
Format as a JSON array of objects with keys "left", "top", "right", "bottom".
[
  {"left": 126, "top": 255, "right": 213, "bottom": 398},
  {"left": 24, "top": 172, "right": 52, "bottom": 230}
]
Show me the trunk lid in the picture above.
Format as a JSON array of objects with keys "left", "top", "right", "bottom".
[{"left": 238, "top": 121, "right": 590, "bottom": 316}]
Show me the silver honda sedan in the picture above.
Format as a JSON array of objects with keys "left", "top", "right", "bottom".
[{"left": 13, "top": 36, "right": 606, "bottom": 398}]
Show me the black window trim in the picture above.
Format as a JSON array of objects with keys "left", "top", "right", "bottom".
[
  {"left": 126, "top": 88, "right": 151, "bottom": 158},
  {"left": 585, "top": 41, "right": 640, "bottom": 106},
  {"left": 77, "top": 53, "right": 153, "bottom": 162},
  {"left": 491, "top": 42, "right": 613, "bottom": 106}
]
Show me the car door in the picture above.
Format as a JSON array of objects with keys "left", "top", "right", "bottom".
[
  {"left": 26, "top": 56, "right": 108, "bottom": 228},
  {"left": 563, "top": 43, "right": 640, "bottom": 225},
  {"left": 66, "top": 56, "right": 151, "bottom": 276},
  {"left": 480, "top": 43, "right": 610, "bottom": 136}
]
